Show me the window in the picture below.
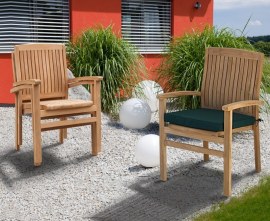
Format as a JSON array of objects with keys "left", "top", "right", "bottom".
[
  {"left": 122, "top": 0, "right": 171, "bottom": 54},
  {"left": 0, "top": 0, "right": 70, "bottom": 53}
]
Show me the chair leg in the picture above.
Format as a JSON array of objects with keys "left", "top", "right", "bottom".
[
  {"left": 223, "top": 111, "right": 232, "bottom": 197},
  {"left": 15, "top": 94, "right": 22, "bottom": 150},
  {"left": 64, "top": 129, "right": 67, "bottom": 139},
  {"left": 160, "top": 133, "right": 167, "bottom": 181},
  {"left": 253, "top": 125, "right": 261, "bottom": 172},
  {"left": 33, "top": 123, "right": 42, "bottom": 166},
  {"left": 159, "top": 98, "right": 167, "bottom": 181},
  {"left": 16, "top": 114, "right": 23, "bottom": 150},
  {"left": 32, "top": 111, "right": 42, "bottom": 166},
  {"left": 91, "top": 119, "right": 101, "bottom": 156},
  {"left": 203, "top": 141, "right": 209, "bottom": 162},
  {"left": 32, "top": 85, "right": 42, "bottom": 167},
  {"left": 59, "top": 118, "right": 67, "bottom": 144}
]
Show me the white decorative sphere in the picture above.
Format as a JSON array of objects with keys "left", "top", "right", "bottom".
[
  {"left": 119, "top": 98, "right": 151, "bottom": 129},
  {"left": 135, "top": 134, "right": 160, "bottom": 167},
  {"left": 132, "top": 80, "right": 163, "bottom": 112}
]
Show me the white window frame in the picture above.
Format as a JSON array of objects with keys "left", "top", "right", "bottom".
[
  {"left": 0, "top": 0, "right": 70, "bottom": 53},
  {"left": 121, "top": 0, "right": 171, "bottom": 54}
]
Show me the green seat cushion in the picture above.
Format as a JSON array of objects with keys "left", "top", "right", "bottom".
[{"left": 164, "top": 108, "right": 255, "bottom": 132}]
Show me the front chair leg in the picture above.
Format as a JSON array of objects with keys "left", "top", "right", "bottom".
[
  {"left": 253, "top": 124, "right": 261, "bottom": 172},
  {"left": 91, "top": 81, "right": 102, "bottom": 156},
  {"left": 32, "top": 85, "right": 42, "bottom": 166},
  {"left": 160, "top": 137, "right": 167, "bottom": 181},
  {"left": 17, "top": 114, "right": 22, "bottom": 148},
  {"left": 159, "top": 121, "right": 167, "bottom": 181},
  {"left": 223, "top": 111, "right": 232, "bottom": 197},
  {"left": 33, "top": 120, "right": 42, "bottom": 166},
  {"left": 15, "top": 94, "right": 22, "bottom": 150},
  {"left": 159, "top": 98, "right": 167, "bottom": 181},
  {"left": 15, "top": 108, "right": 23, "bottom": 150},
  {"left": 91, "top": 121, "right": 101, "bottom": 156}
]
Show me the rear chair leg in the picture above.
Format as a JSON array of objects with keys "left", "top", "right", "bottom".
[
  {"left": 59, "top": 118, "right": 67, "bottom": 143},
  {"left": 203, "top": 141, "right": 209, "bottom": 162}
]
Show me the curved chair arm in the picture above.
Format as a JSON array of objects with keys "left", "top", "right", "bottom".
[
  {"left": 222, "top": 100, "right": 264, "bottom": 111},
  {"left": 157, "top": 91, "right": 201, "bottom": 100},
  {"left": 11, "top": 79, "right": 41, "bottom": 114},
  {"left": 68, "top": 76, "right": 103, "bottom": 105},
  {"left": 10, "top": 79, "right": 41, "bottom": 93},
  {"left": 68, "top": 76, "right": 103, "bottom": 88}
]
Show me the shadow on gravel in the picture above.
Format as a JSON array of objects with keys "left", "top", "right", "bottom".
[
  {"left": 107, "top": 121, "right": 160, "bottom": 136},
  {"left": 0, "top": 143, "right": 94, "bottom": 186},
  {"left": 106, "top": 121, "right": 200, "bottom": 144},
  {"left": 90, "top": 161, "right": 242, "bottom": 221}
]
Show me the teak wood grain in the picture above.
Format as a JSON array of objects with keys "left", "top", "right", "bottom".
[
  {"left": 158, "top": 47, "right": 264, "bottom": 197},
  {"left": 11, "top": 43, "right": 103, "bottom": 166}
]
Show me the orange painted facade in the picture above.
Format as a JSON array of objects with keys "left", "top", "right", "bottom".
[
  {"left": 0, "top": 0, "right": 213, "bottom": 103},
  {"left": 0, "top": 54, "right": 13, "bottom": 103},
  {"left": 70, "top": 0, "right": 122, "bottom": 37}
]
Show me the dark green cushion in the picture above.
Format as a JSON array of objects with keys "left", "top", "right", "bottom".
[{"left": 164, "top": 108, "right": 255, "bottom": 132}]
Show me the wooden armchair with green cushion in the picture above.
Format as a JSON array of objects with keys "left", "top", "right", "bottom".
[{"left": 158, "top": 47, "right": 264, "bottom": 197}]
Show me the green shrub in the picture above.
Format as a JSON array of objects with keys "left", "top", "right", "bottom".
[
  {"left": 158, "top": 26, "right": 269, "bottom": 110},
  {"left": 67, "top": 26, "right": 145, "bottom": 116},
  {"left": 262, "top": 58, "right": 270, "bottom": 94},
  {"left": 253, "top": 41, "right": 270, "bottom": 56}
]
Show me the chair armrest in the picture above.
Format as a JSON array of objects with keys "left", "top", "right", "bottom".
[
  {"left": 10, "top": 79, "right": 41, "bottom": 93},
  {"left": 68, "top": 76, "right": 103, "bottom": 88},
  {"left": 157, "top": 91, "right": 201, "bottom": 100},
  {"left": 68, "top": 76, "right": 103, "bottom": 105},
  {"left": 222, "top": 100, "right": 264, "bottom": 111}
]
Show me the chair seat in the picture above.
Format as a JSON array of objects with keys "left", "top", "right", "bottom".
[
  {"left": 164, "top": 108, "right": 256, "bottom": 132},
  {"left": 23, "top": 99, "right": 93, "bottom": 110}
]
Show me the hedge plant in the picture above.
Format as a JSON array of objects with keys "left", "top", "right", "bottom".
[
  {"left": 67, "top": 26, "right": 145, "bottom": 116},
  {"left": 158, "top": 26, "right": 270, "bottom": 110}
]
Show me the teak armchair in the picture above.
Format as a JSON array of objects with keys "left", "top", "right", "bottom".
[
  {"left": 10, "top": 44, "right": 103, "bottom": 166},
  {"left": 158, "top": 47, "right": 264, "bottom": 196}
]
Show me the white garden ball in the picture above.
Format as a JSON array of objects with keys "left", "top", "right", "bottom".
[
  {"left": 119, "top": 98, "right": 151, "bottom": 129},
  {"left": 135, "top": 134, "right": 160, "bottom": 167}
]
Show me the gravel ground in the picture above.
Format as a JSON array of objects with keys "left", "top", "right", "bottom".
[{"left": 1, "top": 92, "right": 270, "bottom": 220}]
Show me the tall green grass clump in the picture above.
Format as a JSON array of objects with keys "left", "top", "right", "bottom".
[
  {"left": 67, "top": 26, "right": 144, "bottom": 116},
  {"left": 158, "top": 26, "right": 270, "bottom": 110}
]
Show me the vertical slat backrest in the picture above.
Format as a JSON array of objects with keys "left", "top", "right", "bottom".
[
  {"left": 201, "top": 47, "right": 264, "bottom": 116},
  {"left": 12, "top": 44, "right": 68, "bottom": 101}
]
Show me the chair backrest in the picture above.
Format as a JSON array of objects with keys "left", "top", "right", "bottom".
[
  {"left": 12, "top": 44, "right": 68, "bottom": 101},
  {"left": 201, "top": 47, "right": 264, "bottom": 116}
]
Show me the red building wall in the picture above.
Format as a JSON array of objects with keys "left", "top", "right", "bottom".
[
  {"left": 0, "top": 54, "right": 13, "bottom": 103},
  {"left": 0, "top": 0, "right": 213, "bottom": 104},
  {"left": 70, "top": 0, "right": 122, "bottom": 37},
  {"left": 71, "top": 0, "right": 213, "bottom": 82}
]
